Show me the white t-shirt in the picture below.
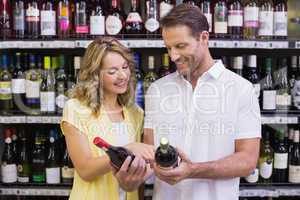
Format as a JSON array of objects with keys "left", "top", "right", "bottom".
[
  {"left": 144, "top": 60, "right": 261, "bottom": 200},
  {"left": 112, "top": 122, "right": 129, "bottom": 200}
]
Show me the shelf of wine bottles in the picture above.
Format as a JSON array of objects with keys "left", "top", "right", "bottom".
[
  {"left": 0, "top": 114, "right": 298, "bottom": 124},
  {"left": 0, "top": 39, "right": 294, "bottom": 49}
]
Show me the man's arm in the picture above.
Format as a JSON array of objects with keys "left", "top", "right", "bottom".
[{"left": 189, "top": 138, "right": 260, "bottom": 179}]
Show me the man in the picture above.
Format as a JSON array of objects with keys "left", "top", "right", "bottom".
[{"left": 143, "top": 4, "right": 261, "bottom": 200}]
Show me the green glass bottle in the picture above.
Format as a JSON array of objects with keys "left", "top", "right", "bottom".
[{"left": 0, "top": 54, "right": 13, "bottom": 115}]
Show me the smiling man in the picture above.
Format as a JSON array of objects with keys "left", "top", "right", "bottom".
[{"left": 143, "top": 4, "right": 261, "bottom": 200}]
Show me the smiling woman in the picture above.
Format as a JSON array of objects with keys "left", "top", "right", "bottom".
[{"left": 60, "top": 37, "right": 154, "bottom": 200}]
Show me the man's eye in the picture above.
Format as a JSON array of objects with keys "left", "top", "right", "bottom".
[{"left": 123, "top": 65, "right": 129, "bottom": 69}]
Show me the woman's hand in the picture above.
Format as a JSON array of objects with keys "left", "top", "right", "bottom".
[
  {"left": 112, "top": 156, "right": 153, "bottom": 191},
  {"left": 125, "top": 142, "right": 155, "bottom": 163}
]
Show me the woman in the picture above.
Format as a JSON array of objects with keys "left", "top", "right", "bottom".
[{"left": 61, "top": 37, "right": 154, "bottom": 200}]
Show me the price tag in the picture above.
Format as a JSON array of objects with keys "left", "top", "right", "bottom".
[
  {"left": 232, "top": 41, "right": 240, "bottom": 48},
  {"left": 76, "top": 40, "right": 92, "bottom": 48},
  {"left": 54, "top": 41, "right": 75, "bottom": 48},
  {"left": 239, "top": 41, "right": 255, "bottom": 48},
  {"left": 257, "top": 41, "right": 268, "bottom": 49},
  {"left": 41, "top": 41, "right": 54, "bottom": 48},
  {"left": 10, "top": 116, "right": 26, "bottom": 123},
  {"left": 273, "top": 41, "right": 289, "bottom": 49},
  {"left": 146, "top": 40, "right": 156, "bottom": 48},
  {"left": 295, "top": 41, "right": 300, "bottom": 49},
  {"left": 155, "top": 40, "right": 165, "bottom": 48},
  {"left": 27, "top": 116, "right": 43, "bottom": 123}
]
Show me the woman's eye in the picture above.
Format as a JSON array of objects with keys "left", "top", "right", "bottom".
[
  {"left": 122, "top": 65, "right": 129, "bottom": 69},
  {"left": 107, "top": 69, "right": 117, "bottom": 74}
]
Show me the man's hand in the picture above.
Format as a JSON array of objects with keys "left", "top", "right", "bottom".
[
  {"left": 125, "top": 142, "right": 155, "bottom": 163},
  {"left": 112, "top": 156, "right": 153, "bottom": 191},
  {"left": 153, "top": 148, "right": 193, "bottom": 185}
]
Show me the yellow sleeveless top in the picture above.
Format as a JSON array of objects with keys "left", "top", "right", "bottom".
[{"left": 60, "top": 98, "right": 144, "bottom": 200}]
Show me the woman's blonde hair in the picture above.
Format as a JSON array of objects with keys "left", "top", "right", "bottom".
[{"left": 71, "top": 37, "right": 136, "bottom": 116}]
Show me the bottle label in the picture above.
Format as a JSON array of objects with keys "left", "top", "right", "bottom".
[
  {"left": 276, "top": 94, "right": 291, "bottom": 107},
  {"left": 90, "top": 15, "right": 105, "bottom": 35},
  {"left": 75, "top": 26, "right": 89, "bottom": 34},
  {"left": 17, "top": 176, "right": 30, "bottom": 183},
  {"left": 25, "top": 80, "right": 40, "bottom": 98},
  {"left": 204, "top": 13, "right": 212, "bottom": 32},
  {"left": 214, "top": 22, "right": 228, "bottom": 34},
  {"left": 160, "top": 2, "right": 173, "bottom": 19},
  {"left": 0, "top": 81, "right": 12, "bottom": 100},
  {"left": 259, "top": 161, "right": 273, "bottom": 179},
  {"left": 274, "top": 11, "right": 287, "bottom": 36},
  {"left": 258, "top": 11, "right": 274, "bottom": 36},
  {"left": 126, "top": 12, "right": 142, "bottom": 23},
  {"left": 263, "top": 90, "right": 276, "bottom": 110},
  {"left": 41, "top": 11, "right": 56, "bottom": 36},
  {"left": 40, "top": 92, "right": 55, "bottom": 112},
  {"left": 12, "top": 79, "right": 26, "bottom": 94},
  {"left": 245, "top": 168, "right": 259, "bottom": 183},
  {"left": 56, "top": 94, "right": 68, "bottom": 109},
  {"left": 145, "top": 18, "right": 159, "bottom": 32},
  {"left": 228, "top": 10, "right": 243, "bottom": 27},
  {"left": 1, "top": 164, "right": 17, "bottom": 183},
  {"left": 46, "top": 167, "right": 61, "bottom": 184},
  {"left": 244, "top": 6, "right": 259, "bottom": 28},
  {"left": 32, "top": 174, "right": 45, "bottom": 182},
  {"left": 253, "top": 84, "right": 260, "bottom": 99},
  {"left": 289, "top": 165, "right": 300, "bottom": 183},
  {"left": 106, "top": 15, "right": 122, "bottom": 35},
  {"left": 62, "top": 166, "right": 74, "bottom": 179},
  {"left": 274, "top": 153, "right": 288, "bottom": 169},
  {"left": 26, "top": 7, "right": 39, "bottom": 22},
  {"left": 59, "top": 17, "right": 69, "bottom": 31},
  {"left": 14, "top": 9, "right": 25, "bottom": 31}
]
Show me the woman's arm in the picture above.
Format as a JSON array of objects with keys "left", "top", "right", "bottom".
[{"left": 62, "top": 122, "right": 111, "bottom": 182}]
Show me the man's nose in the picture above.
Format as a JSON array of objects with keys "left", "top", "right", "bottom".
[{"left": 169, "top": 49, "right": 180, "bottom": 62}]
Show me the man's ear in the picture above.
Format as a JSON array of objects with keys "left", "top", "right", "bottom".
[{"left": 200, "top": 31, "right": 209, "bottom": 45}]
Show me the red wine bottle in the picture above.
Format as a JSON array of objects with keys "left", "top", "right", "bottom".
[
  {"left": 155, "top": 137, "right": 178, "bottom": 169},
  {"left": 93, "top": 137, "right": 135, "bottom": 169}
]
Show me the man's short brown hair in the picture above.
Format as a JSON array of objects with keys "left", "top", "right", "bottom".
[{"left": 160, "top": 3, "right": 209, "bottom": 38}]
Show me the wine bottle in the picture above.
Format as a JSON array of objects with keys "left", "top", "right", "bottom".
[
  {"left": 125, "top": 0, "right": 144, "bottom": 37},
  {"left": 274, "top": 0, "right": 287, "bottom": 40},
  {"left": 40, "top": 0, "right": 56, "bottom": 39},
  {"left": 289, "top": 130, "right": 300, "bottom": 183},
  {"left": 1, "top": 128, "right": 17, "bottom": 183},
  {"left": 262, "top": 58, "right": 276, "bottom": 112},
  {"left": 259, "top": 130, "right": 273, "bottom": 183},
  {"left": 25, "top": 54, "right": 41, "bottom": 115},
  {"left": 93, "top": 136, "right": 135, "bottom": 170},
  {"left": 145, "top": 0, "right": 159, "bottom": 38},
  {"left": 0, "top": 0, "right": 12, "bottom": 39},
  {"left": 25, "top": 0, "right": 40, "bottom": 39},
  {"left": 89, "top": 0, "right": 105, "bottom": 37},
  {"left": 0, "top": 53, "right": 13, "bottom": 115},
  {"left": 55, "top": 55, "right": 68, "bottom": 114},
  {"left": 143, "top": 56, "right": 158, "bottom": 93},
  {"left": 40, "top": 56, "right": 56, "bottom": 114},
  {"left": 213, "top": 0, "right": 228, "bottom": 38},
  {"left": 12, "top": 53, "right": 26, "bottom": 114},
  {"left": 258, "top": 0, "right": 273, "bottom": 40},
  {"left": 74, "top": 0, "right": 89, "bottom": 38},
  {"left": 159, "top": 53, "right": 172, "bottom": 78},
  {"left": 243, "top": 0, "right": 259, "bottom": 39},
  {"left": 57, "top": 0, "right": 72, "bottom": 39},
  {"left": 245, "top": 55, "right": 260, "bottom": 99},
  {"left": 17, "top": 132, "right": 31, "bottom": 183},
  {"left": 273, "top": 128, "right": 288, "bottom": 183},
  {"left": 159, "top": 0, "right": 174, "bottom": 19},
  {"left": 105, "top": 0, "right": 124, "bottom": 36},
  {"left": 13, "top": 0, "right": 25, "bottom": 39},
  {"left": 200, "top": 0, "right": 212, "bottom": 33},
  {"left": 32, "top": 131, "right": 46, "bottom": 183},
  {"left": 155, "top": 137, "right": 178, "bottom": 169},
  {"left": 232, "top": 56, "right": 243, "bottom": 76},
  {"left": 276, "top": 58, "right": 291, "bottom": 110},
  {"left": 61, "top": 139, "right": 74, "bottom": 183},
  {"left": 244, "top": 164, "right": 259, "bottom": 183},
  {"left": 46, "top": 130, "right": 61, "bottom": 184},
  {"left": 134, "top": 52, "right": 144, "bottom": 109},
  {"left": 228, "top": 0, "right": 243, "bottom": 39}
]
